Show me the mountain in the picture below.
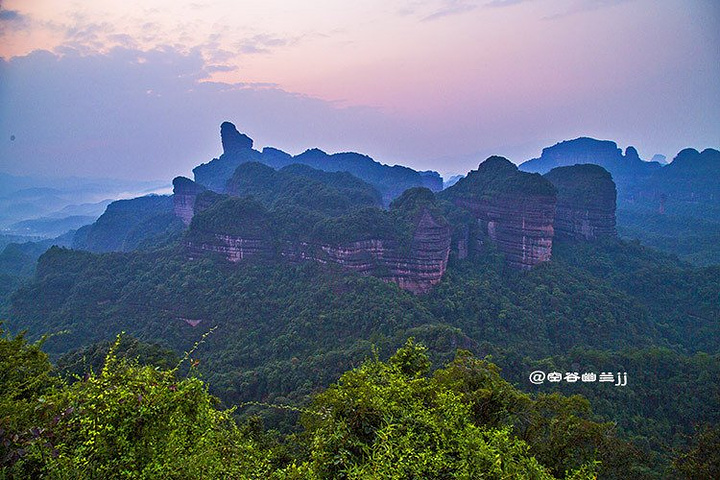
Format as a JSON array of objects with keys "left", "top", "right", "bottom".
[
  {"left": 6, "top": 215, "right": 96, "bottom": 237},
  {"left": 72, "top": 195, "right": 184, "bottom": 253},
  {"left": 4, "top": 126, "right": 719, "bottom": 477},
  {"left": 519, "top": 137, "right": 661, "bottom": 183},
  {"left": 520, "top": 138, "right": 720, "bottom": 265},
  {"left": 182, "top": 183, "right": 450, "bottom": 294},
  {"left": 192, "top": 121, "right": 443, "bottom": 205},
  {"left": 544, "top": 164, "right": 617, "bottom": 241},
  {"left": 439, "top": 156, "right": 557, "bottom": 270}
]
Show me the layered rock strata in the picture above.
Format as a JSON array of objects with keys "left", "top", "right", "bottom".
[
  {"left": 441, "top": 156, "right": 557, "bottom": 270},
  {"left": 544, "top": 164, "right": 617, "bottom": 240},
  {"left": 172, "top": 176, "right": 207, "bottom": 225},
  {"left": 185, "top": 199, "right": 450, "bottom": 294},
  {"left": 186, "top": 234, "right": 274, "bottom": 262},
  {"left": 285, "top": 209, "right": 451, "bottom": 294}
]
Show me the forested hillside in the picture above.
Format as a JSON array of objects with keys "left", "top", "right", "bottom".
[{"left": 2, "top": 129, "right": 718, "bottom": 479}]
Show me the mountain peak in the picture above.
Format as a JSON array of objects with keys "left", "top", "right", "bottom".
[{"left": 220, "top": 121, "right": 253, "bottom": 154}]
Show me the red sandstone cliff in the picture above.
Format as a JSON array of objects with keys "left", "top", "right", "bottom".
[
  {"left": 441, "top": 156, "right": 557, "bottom": 270},
  {"left": 544, "top": 164, "right": 617, "bottom": 241}
]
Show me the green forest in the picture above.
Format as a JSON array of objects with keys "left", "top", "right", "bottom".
[
  {"left": 1, "top": 151, "right": 719, "bottom": 479},
  {"left": 2, "top": 230, "right": 718, "bottom": 478}
]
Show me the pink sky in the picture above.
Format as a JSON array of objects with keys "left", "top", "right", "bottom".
[{"left": 0, "top": 0, "right": 718, "bottom": 180}]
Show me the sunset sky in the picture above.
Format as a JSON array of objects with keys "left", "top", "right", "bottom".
[{"left": 0, "top": 0, "right": 718, "bottom": 181}]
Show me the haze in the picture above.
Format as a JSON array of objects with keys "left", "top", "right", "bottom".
[{"left": 0, "top": 0, "right": 718, "bottom": 181}]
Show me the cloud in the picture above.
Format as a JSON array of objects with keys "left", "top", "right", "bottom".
[
  {"left": 0, "top": 9, "right": 24, "bottom": 22},
  {"left": 0, "top": 47, "right": 408, "bottom": 181},
  {"left": 236, "top": 34, "right": 297, "bottom": 55},
  {"left": 485, "top": 0, "right": 534, "bottom": 7},
  {"left": 544, "top": 0, "right": 636, "bottom": 20},
  {"left": 421, "top": 1, "right": 481, "bottom": 21}
]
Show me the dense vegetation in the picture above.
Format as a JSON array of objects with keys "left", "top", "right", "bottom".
[
  {"left": 2, "top": 139, "right": 718, "bottom": 478},
  {"left": 4, "top": 230, "right": 718, "bottom": 477},
  {"left": 442, "top": 156, "right": 557, "bottom": 200},
  {"left": 72, "top": 195, "right": 184, "bottom": 254},
  {"left": 544, "top": 164, "right": 616, "bottom": 209},
  {"left": 3, "top": 331, "right": 671, "bottom": 479}
]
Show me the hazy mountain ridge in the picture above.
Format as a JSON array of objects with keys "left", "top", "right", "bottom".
[
  {"left": 519, "top": 138, "right": 720, "bottom": 264},
  {"left": 193, "top": 121, "right": 443, "bottom": 206}
]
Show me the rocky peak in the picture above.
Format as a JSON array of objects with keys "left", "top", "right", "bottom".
[
  {"left": 440, "top": 156, "right": 556, "bottom": 270},
  {"left": 172, "top": 176, "right": 207, "bottom": 225},
  {"left": 221, "top": 121, "right": 253, "bottom": 154},
  {"left": 624, "top": 146, "right": 640, "bottom": 162},
  {"left": 544, "top": 164, "right": 616, "bottom": 240}
]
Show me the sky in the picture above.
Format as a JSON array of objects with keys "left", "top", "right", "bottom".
[{"left": 0, "top": 0, "right": 718, "bottom": 181}]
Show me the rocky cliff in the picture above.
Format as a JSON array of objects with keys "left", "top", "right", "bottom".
[
  {"left": 192, "top": 122, "right": 262, "bottom": 192},
  {"left": 172, "top": 176, "right": 207, "bottom": 225},
  {"left": 440, "top": 156, "right": 556, "bottom": 269},
  {"left": 184, "top": 187, "right": 450, "bottom": 294},
  {"left": 285, "top": 208, "right": 450, "bottom": 294},
  {"left": 184, "top": 196, "right": 275, "bottom": 262},
  {"left": 544, "top": 164, "right": 617, "bottom": 240}
]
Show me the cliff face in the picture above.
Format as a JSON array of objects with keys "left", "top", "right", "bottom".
[
  {"left": 186, "top": 234, "right": 274, "bottom": 262},
  {"left": 193, "top": 123, "right": 262, "bottom": 193},
  {"left": 545, "top": 164, "right": 617, "bottom": 241},
  {"left": 455, "top": 194, "right": 555, "bottom": 269},
  {"left": 291, "top": 209, "right": 450, "bottom": 294},
  {"left": 440, "top": 156, "right": 557, "bottom": 270},
  {"left": 184, "top": 188, "right": 451, "bottom": 294},
  {"left": 172, "top": 176, "right": 207, "bottom": 225}
]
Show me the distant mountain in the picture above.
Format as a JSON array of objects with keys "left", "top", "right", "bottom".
[
  {"left": 73, "top": 195, "right": 183, "bottom": 253},
  {"left": 520, "top": 138, "right": 720, "bottom": 264},
  {"left": 7, "top": 215, "right": 96, "bottom": 238},
  {"left": 443, "top": 174, "right": 464, "bottom": 189},
  {"left": 519, "top": 137, "right": 661, "bottom": 185},
  {"left": 193, "top": 122, "right": 443, "bottom": 206},
  {"left": 46, "top": 199, "right": 114, "bottom": 219},
  {"left": 645, "top": 148, "right": 719, "bottom": 199},
  {"left": 0, "top": 172, "right": 167, "bottom": 229}
]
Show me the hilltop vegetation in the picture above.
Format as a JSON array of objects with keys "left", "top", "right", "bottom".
[
  {"left": 5, "top": 231, "right": 719, "bottom": 477},
  {"left": 3, "top": 331, "right": 662, "bottom": 479}
]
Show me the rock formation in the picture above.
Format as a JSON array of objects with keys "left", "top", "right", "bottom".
[
  {"left": 184, "top": 186, "right": 451, "bottom": 294},
  {"left": 292, "top": 208, "right": 450, "bottom": 294},
  {"left": 220, "top": 121, "right": 253, "bottom": 153},
  {"left": 184, "top": 196, "right": 275, "bottom": 262},
  {"left": 192, "top": 122, "right": 443, "bottom": 205},
  {"left": 440, "top": 156, "right": 556, "bottom": 270},
  {"left": 193, "top": 123, "right": 262, "bottom": 192},
  {"left": 519, "top": 137, "right": 660, "bottom": 184},
  {"left": 544, "top": 164, "right": 617, "bottom": 240},
  {"left": 172, "top": 176, "right": 206, "bottom": 225}
]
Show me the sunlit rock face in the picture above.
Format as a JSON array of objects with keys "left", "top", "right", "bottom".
[
  {"left": 440, "top": 156, "right": 557, "bottom": 270},
  {"left": 545, "top": 164, "right": 617, "bottom": 241}
]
